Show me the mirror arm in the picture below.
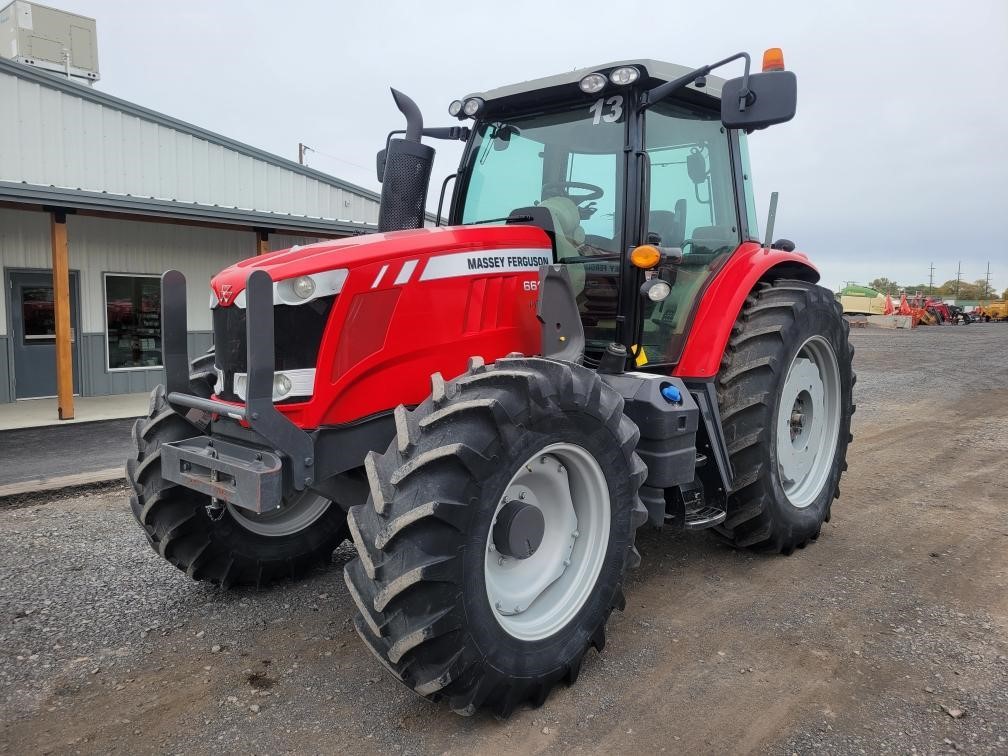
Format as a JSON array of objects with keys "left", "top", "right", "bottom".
[
  {"left": 641, "top": 51, "right": 751, "bottom": 110},
  {"left": 735, "top": 53, "right": 752, "bottom": 112},
  {"left": 385, "top": 127, "right": 470, "bottom": 151}
]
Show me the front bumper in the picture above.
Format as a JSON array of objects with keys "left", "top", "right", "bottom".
[
  {"left": 160, "top": 436, "right": 283, "bottom": 514},
  {"left": 159, "top": 269, "right": 315, "bottom": 513}
]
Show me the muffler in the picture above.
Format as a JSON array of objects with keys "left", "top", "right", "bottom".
[{"left": 377, "top": 89, "right": 435, "bottom": 232}]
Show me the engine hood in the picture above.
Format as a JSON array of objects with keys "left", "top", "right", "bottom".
[{"left": 210, "top": 224, "right": 553, "bottom": 306}]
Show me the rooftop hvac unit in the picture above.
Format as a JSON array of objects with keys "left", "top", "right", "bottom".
[{"left": 0, "top": 1, "right": 99, "bottom": 84}]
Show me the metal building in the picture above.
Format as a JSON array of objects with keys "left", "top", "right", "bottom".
[{"left": 0, "top": 55, "right": 385, "bottom": 419}]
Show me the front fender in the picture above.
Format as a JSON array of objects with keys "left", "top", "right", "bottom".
[{"left": 673, "top": 242, "right": 819, "bottom": 379}]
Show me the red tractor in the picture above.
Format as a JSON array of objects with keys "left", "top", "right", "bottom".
[{"left": 128, "top": 49, "right": 854, "bottom": 717}]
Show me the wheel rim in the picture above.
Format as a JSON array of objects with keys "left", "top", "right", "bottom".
[
  {"left": 226, "top": 490, "right": 331, "bottom": 537},
  {"left": 484, "top": 443, "right": 611, "bottom": 642},
  {"left": 776, "top": 335, "right": 842, "bottom": 509}
]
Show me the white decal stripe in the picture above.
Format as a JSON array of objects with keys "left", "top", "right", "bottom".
[
  {"left": 371, "top": 264, "right": 389, "bottom": 289},
  {"left": 394, "top": 259, "right": 418, "bottom": 285},
  {"left": 418, "top": 248, "right": 554, "bottom": 282}
]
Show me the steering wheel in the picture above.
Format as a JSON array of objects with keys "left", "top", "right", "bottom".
[{"left": 543, "top": 180, "right": 604, "bottom": 204}]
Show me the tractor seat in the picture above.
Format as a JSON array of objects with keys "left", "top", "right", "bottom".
[
  {"left": 683, "top": 225, "right": 737, "bottom": 266},
  {"left": 538, "top": 196, "right": 586, "bottom": 261},
  {"left": 538, "top": 196, "right": 589, "bottom": 297},
  {"left": 647, "top": 199, "right": 687, "bottom": 247}
]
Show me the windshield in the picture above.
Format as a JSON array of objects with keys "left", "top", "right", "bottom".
[
  {"left": 460, "top": 100, "right": 627, "bottom": 349},
  {"left": 461, "top": 102, "right": 626, "bottom": 248}
]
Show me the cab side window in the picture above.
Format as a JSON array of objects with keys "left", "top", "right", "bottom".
[
  {"left": 645, "top": 102, "right": 739, "bottom": 255},
  {"left": 639, "top": 101, "right": 741, "bottom": 365}
]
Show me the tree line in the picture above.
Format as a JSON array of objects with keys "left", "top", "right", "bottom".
[{"left": 866, "top": 277, "right": 1006, "bottom": 300}]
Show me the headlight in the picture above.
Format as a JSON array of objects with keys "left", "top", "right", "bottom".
[
  {"left": 609, "top": 66, "right": 640, "bottom": 86},
  {"left": 579, "top": 73, "right": 607, "bottom": 93},
  {"left": 462, "top": 97, "right": 484, "bottom": 117},
  {"left": 643, "top": 279, "right": 672, "bottom": 302},
  {"left": 448, "top": 99, "right": 463, "bottom": 117},
  {"left": 273, "top": 373, "right": 293, "bottom": 398},
  {"left": 292, "top": 275, "right": 316, "bottom": 299},
  {"left": 243, "top": 268, "right": 346, "bottom": 308}
]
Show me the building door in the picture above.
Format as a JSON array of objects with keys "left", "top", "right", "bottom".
[{"left": 8, "top": 270, "right": 81, "bottom": 399}]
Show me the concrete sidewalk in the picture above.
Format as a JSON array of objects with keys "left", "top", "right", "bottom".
[
  {"left": 0, "top": 417, "right": 137, "bottom": 497},
  {"left": 0, "top": 393, "right": 149, "bottom": 431}
]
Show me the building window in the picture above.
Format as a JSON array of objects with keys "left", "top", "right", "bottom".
[
  {"left": 105, "top": 274, "right": 162, "bottom": 370},
  {"left": 21, "top": 286, "right": 57, "bottom": 343}
]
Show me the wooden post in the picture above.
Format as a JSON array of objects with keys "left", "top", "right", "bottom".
[
  {"left": 256, "top": 229, "right": 269, "bottom": 256},
  {"left": 51, "top": 210, "right": 74, "bottom": 420}
]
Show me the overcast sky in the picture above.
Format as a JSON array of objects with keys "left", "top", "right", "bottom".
[{"left": 56, "top": 0, "right": 1008, "bottom": 292}]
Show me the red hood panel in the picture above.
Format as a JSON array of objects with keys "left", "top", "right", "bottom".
[{"left": 210, "top": 225, "right": 553, "bottom": 304}]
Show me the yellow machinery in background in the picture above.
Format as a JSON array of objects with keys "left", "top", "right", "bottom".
[
  {"left": 839, "top": 284, "right": 886, "bottom": 315},
  {"left": 976, "top": 300, "right": 1008, "bottom": 321}
]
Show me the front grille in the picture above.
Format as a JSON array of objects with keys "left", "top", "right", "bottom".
[{"left": 212, "top": 295, "right": 335, "bottom": 401}]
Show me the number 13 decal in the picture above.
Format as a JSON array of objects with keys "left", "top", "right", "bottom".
[{"left": 589, "top": 95, "right": 623, "bottom": 125}]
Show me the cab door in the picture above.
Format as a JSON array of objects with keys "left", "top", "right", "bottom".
[{"left": 638, "top": 100, "right": 743, "bottom": 366}]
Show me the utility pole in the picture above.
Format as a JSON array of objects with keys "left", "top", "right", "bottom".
[
  {"left": 298, "top": 142, "right": 314, "bottom": 166},
  {"left": 928, "top": 262, "right": 935, "bottom": 296},
  {"left": 985, "top": 261, "right": 992, "bottom": 300},
  {"left": 955, "top": 261, "right": 961, "bottom": 300}
]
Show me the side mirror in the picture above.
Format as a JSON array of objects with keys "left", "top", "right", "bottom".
[
  {"left": 376, "top": 148, "right": 388, "bottom": 183},
  {"left": 721, "top": 70, "right": 797, "bottom": 130}
]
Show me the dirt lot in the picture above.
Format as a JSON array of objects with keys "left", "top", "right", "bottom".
[{"left": 1, "top": 324, "right": 1006, "bottom": 755}]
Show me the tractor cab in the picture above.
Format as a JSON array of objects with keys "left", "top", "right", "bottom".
[{"left": 383, "top": 54, "right": 796, "bottom": 366}]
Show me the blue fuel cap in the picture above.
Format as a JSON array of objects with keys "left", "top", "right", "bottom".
[{"left": 660, "top": 384, "right": 682, "bottom": 404}]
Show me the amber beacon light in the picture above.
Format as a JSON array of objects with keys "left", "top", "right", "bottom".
[{"left": 762, "top": 47, "right": 786, "bottom": 72}]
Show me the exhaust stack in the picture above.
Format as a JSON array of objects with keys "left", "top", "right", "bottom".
[{"left": 377, "top": 89, "right": 435, "bottom": 232}]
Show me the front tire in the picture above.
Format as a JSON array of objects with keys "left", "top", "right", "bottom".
[
  {"left": 126, "top": 385, "right": 349, "bottom": 586},
  {"left": 716, "top": 279, "right": 854, "bottom": 553},
  {"left": 343, "top": 357, "right": 647, "bottom": 717}
]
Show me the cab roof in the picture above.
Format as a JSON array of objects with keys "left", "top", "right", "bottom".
[{"left": 465, "top": 60, "right": 725, "bottom": 109}]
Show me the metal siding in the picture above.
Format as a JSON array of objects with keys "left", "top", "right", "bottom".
[
  {"left": 76, "top": 330, "right": 211, "bottom": 398},
  {"left": 66, "top": 214, "right": 252, "bottom": 333},
  {"left": 82, "top": 98, "right": 104, "bottom": 190},
  {"left": 268, "top": 234, "right": 324, "bottom": 251},
  {"left": 0, "top": 73, "right": 16, "bottom": 178},
  {"left": 4, "top": 66, "right": 383, "bottom": 223},
  {"left": 0, "top": 209, "right": 257, "bottom": 338},
  {"left": 0, "top": 207, "right": 52, "bottom": 337}
]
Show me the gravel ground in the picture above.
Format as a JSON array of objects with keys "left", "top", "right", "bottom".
[{"left": 0, "top": 322, "right": 1006, "bottom": 754}]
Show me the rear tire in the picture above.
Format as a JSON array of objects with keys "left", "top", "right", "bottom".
[
  {"left": 715, "top": 279, "right": 854, "bottom": 553},
  {"left": 343, "top": 357, "right": 647, "bottom": 717},
  {"left": 126, "top": 385, "right": 349, "bottom": 587}
]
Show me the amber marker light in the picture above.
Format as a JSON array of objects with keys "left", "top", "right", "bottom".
[
  {"left": 762, "top": 47, "right": 785, "bottom": 72},
  {"left": 630, "top": 244, "right": 661, "bottom": 270}
]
